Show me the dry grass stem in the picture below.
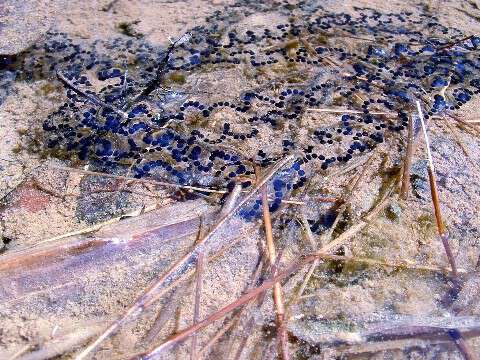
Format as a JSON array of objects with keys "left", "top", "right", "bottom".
[
  {"left": 286, "top": 258, "right": 319, "bottom": 310},
  {"left": 74, "top": 155, "right": 295, "bottom": 360},
  {"left": 336, "top": 324, "right": 480, "bottom": 357},
  {"left": 130, "top": 256, "right": 313, "bottom": 358},
  {"left": 129, "top": 185, "right": 395, "bottom": 358},
  {"left": 448, "top": 114, "right": 480, "bottom": 137},
  {"left": 51, "top": 165, "right": 306, "bottom": 205},
  {"left": 231, "top": 251, "right": 285, "bottom": 360},
  {"left": 324, "top": 156, "right": 370, "bottom": 181},
  {"left": 438, "top": 35, "right": 474, "bottom": 50},
  {"left": 416, "top": 101, "right": 459, "bottom": 279},
  {"left": 255, "top": 165, "right": 289, "bottom": 360},
  {"left": 288, "top": 180, "right": 392, "bottom": 314},
  {"left": 286, "top": 211, "right": 320, "bottom": 311},
  {"left": 140, "top": 220, "right": 262, "bottom": 331},
  {"left": 448, "top": 329, "right": 480, "bottom": 360},
  {"left": 190, "top": 250, "right": 204, "bottom": 360},
  {"left": 297, "top": 210, "right": 318, "bottom": 250},
  {"left": 320, "top": 152, "right": 375, "bottom": 245},
  {"left": 189, "top": 219, "right": 206, "bottom": 359},
  {"left": 440, "top": 117, "right": 480, "bottom": 173},
  {"left": 38, "top": 204, "right": 158, "bottom": 245},
  {"left": 318, "top": 184, "right": 394, "bottom": 255},
  {"left": 220, "top": 184, "right": 243, "bottom": 217},
  {"left": 141, "top": 221, "right": 263, "bottom": 351},
  {"left": 11, "top": 323, "right": 105, "bottom": 360},
  {"left": 193, "top": 184, "right": 244, "bottom": 356},
  {"left": 56, "top": 71, "right": 129, "bottom": 119},
  {"left": 132, "top": 199, "right": 390, "bottom": 359},
  {"left": 143, "top": 285, "right": 189, "bottom": 345},
  {"left": 400, "top": 116, "right": 415, "bottom": 199}
]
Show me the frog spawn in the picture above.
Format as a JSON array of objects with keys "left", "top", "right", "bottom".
[{"left": 17, "top": 4, "right": 480, "bottom": 218}]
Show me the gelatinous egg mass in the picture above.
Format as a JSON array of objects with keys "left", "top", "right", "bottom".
[{"left": 17, "top": 4, "right": 480, "bottom": 218}]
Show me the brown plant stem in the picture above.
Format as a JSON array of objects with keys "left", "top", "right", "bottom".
[
  {"left": 416, "top": 101, "right": 458, "bottom": 279},
  {"left": 74, "top": 155, "right": 295, "bottom": 360},
  {"left": 190, "top": 250, "right": 204, "bottom": 360},
  {"left": 131, "top": 186, "right": 395, "bottom": 359},
  {"left": 437, "top": 35, "right": 474, "bottom": 51},
  {"left": 129, "top": 254, "right": 316, "bottom": 359},
  {"left": 52, "top": 165, "right": 306, "bottom": 205},
  {"left": 143, "top": 285, "right": 189, "bottom": 345},
  {"left": 448, "top": 328, "right": 479, "bottom": 360},
  {"left": 255, "top": 166, "right": 289, "bottom": 360},
  {"left": 143, "top": 218, "right": 205, "bottom": 346},
  {"left": 286, "top": 211, "right": 320, "bottom": 313},
  {"left": 448, "top": 114, "right": 480, "bottom": 137},
  {"left": 401, "top": 116, "right": 414, "bottom": 199},
  {"left": 190, "top": 184, "right": 241, "bottom": 359},
  {"left": 56, "top": 71, "right": 128, "bottom": 119},
  {"left": 231, "top": 251, "right": 284, "bottom": 360}
]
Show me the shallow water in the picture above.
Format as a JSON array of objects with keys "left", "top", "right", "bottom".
[{"left": 1, "top": 1, "right": 480, "bottom": 359}]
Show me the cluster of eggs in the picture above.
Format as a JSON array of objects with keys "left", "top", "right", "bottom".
[{"left": 18, "top": 3, "right": 480, "bottom": 218}]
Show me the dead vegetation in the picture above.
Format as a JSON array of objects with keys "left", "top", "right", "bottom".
[{"left": 1, "top": 100, "right": 479, "bottom": 359}]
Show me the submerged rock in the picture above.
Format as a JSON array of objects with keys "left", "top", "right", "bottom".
[{"left": 0, "top": 0, "right": 62, "bottom": 55}]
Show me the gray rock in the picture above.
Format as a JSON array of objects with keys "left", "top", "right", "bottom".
[
  {"left": 410, "top": 159, "right": 429, "bottom": 199},
  {"left": 0, "top": 70, "right": 16, "bottom": 105},
  {"left": 0, "top": 0, "right": 62, "bottom": 55},
  {"left": 75, "top": 171, "right": 132, "bottom": 225}
]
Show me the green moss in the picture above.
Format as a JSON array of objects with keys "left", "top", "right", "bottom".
[
  {"left": 39, "top": 82, "right": 58, "bottom": 95},
  {"left": 341, "top": 259, "right": 369, "bottom": 274},
  {"left": 285, "top": 39, "right": 300, "bottom": 51},
  {"left": 168, "top": 71, "right": 186, "bottom": 84},
  {"left": 360, "top": 228, "right": 389, "bottom": 258},
  {"left": 286, "top": 61, "right": 297, "bottom": 69},
  {"left": 415, "top": 213, "right": 436, "bottom": 244},
  {"left": 185, "top": 113, "right": 209, "bottom": 128},
  {"left": 417, "top": 213, "right": 435, "bottom": 233},
  {"left": 316, "top": 34, "right": 329, "bottom": 45},
  {"left": 11, "top": 144, "right": 23, "bottom": 154},
  {"left": 332, "top": 95, "right": 345, "bottom": 106},
  {"left": 16, "top": 128, "right": 28, "bottom": 136},
  {"left": 385, "top": 203, "right": 402, "bottom": 221},
  {"left": 117, "top": 21, "right": 143, "bottom": 38},
  {"left": 417, "top": 213, "right": 434, "bottom": 227}
]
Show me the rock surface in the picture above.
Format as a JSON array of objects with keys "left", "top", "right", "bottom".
[{"left": 0, "top": 0, "right": 63, "bottom": 55}]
